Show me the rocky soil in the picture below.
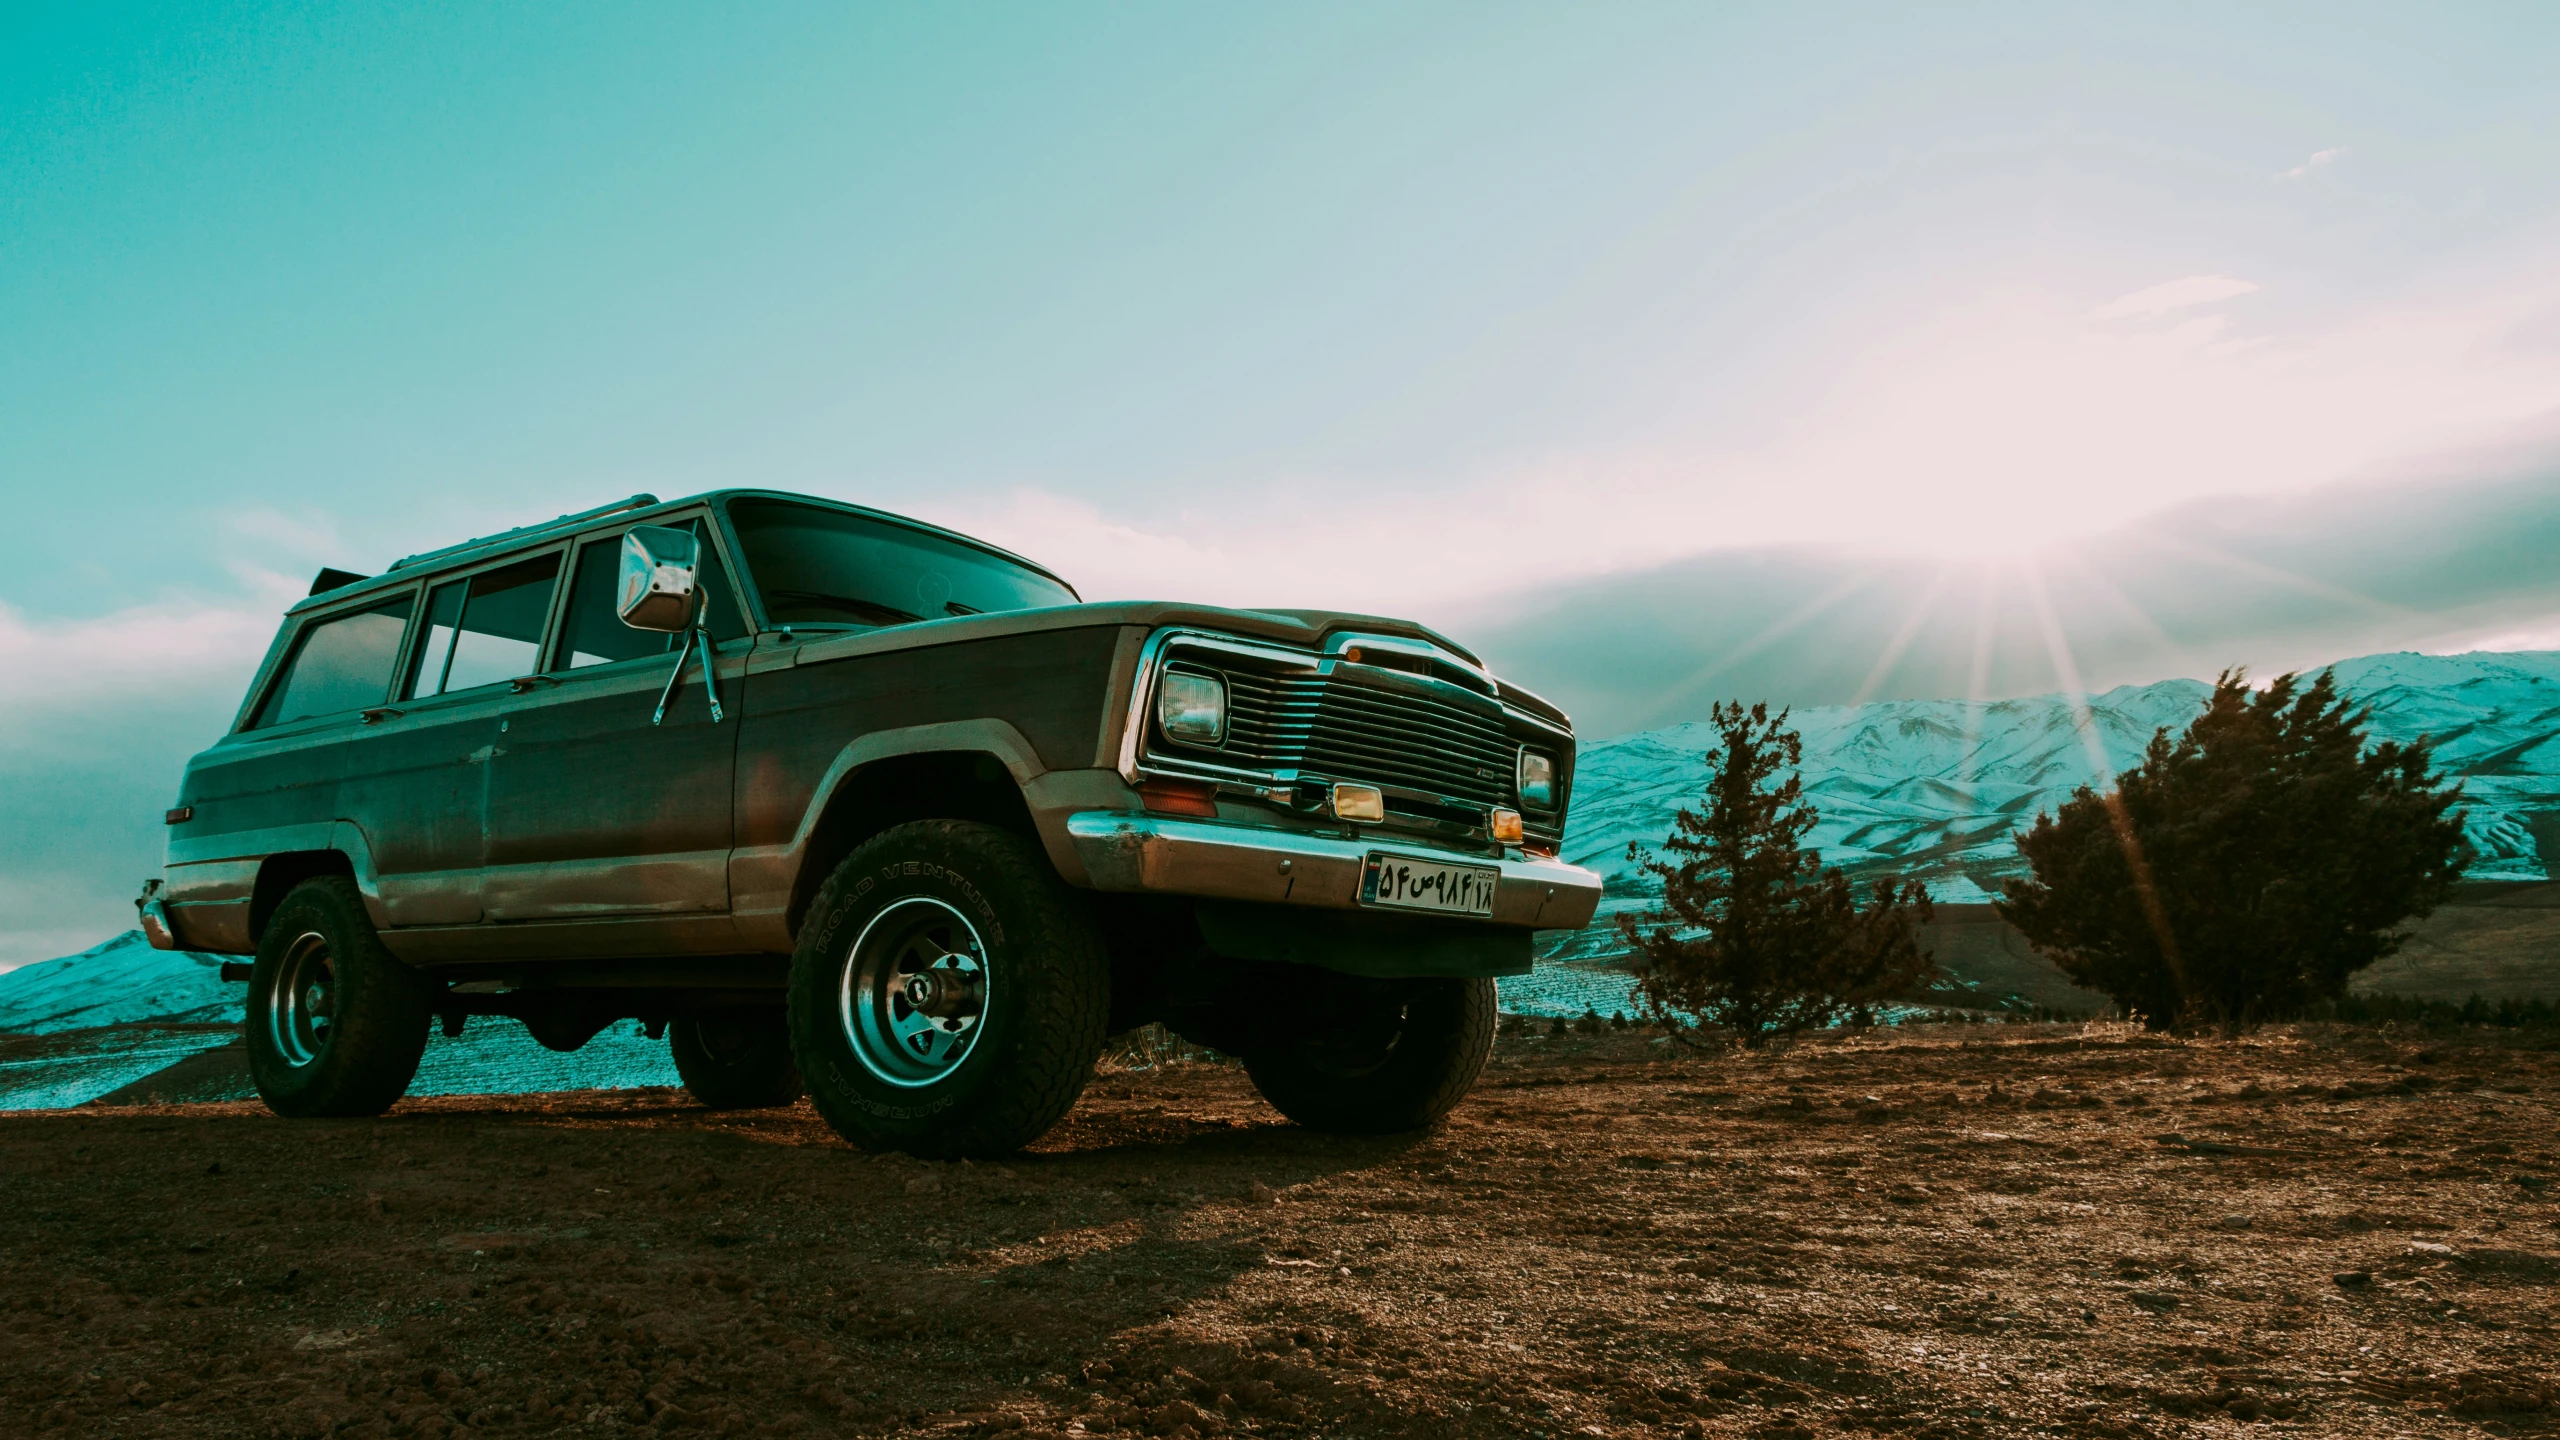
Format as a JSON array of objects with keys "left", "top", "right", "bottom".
[{"left": 3, "top": 1021, "right": 2555, "bottom": 1439}]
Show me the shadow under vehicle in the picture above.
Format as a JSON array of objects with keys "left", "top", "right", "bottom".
[{"left": 136, "top": 491, "right": 1601, "bottom": 1155}]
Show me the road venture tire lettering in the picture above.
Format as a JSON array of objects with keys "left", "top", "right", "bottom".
[{"left": 788, "top": 820, "right": 1110, "bottom": 1157}]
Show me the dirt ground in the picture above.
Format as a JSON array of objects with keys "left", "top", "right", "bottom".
[{"left": 3, "top": 1021, "right": 2555, "bottom": 1440}]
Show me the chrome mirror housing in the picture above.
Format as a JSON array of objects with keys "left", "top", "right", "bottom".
[{"left": 618, "top": 525, "right": 700, "bottom": 633}]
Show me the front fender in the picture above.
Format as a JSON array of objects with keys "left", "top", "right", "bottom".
[{"left": 729, "top": 718, "right": 1061, "bottom": 948}]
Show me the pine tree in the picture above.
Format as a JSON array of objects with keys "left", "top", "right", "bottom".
[
  {"left": 1998, "top": 669, "right": 2468, "bottom": 1031},
  {"left": 1619, "top": 702, "right": 1936, "bottom": 1047}
]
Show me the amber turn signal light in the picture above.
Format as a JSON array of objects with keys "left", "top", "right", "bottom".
[
  {"left": 1489, "top": 807, "right": 1525, "bottom": 843},
  {"left": 1139, "top": 779, "right": 1219, "bottom": 818},
  {"left": 1329, "top": 782, "right": 1386, "bottom": 822}
]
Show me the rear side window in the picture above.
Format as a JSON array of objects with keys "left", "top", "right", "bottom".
[
  {"left": 401, "top": 553, "right": 562, "bottom": 699},
  {"left": 550, "top": 520, "right": 745, "bottom": 672},
  {"left": 252, "top": 596, "right": 415, "bottom": 728}
]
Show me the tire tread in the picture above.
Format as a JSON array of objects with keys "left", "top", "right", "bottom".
[
  {"left": 245, "top": 875, "right": 431, "bottom": 1118},
  {"left": 787, "top": 821, "right": 1109, "bottom": 1157}
]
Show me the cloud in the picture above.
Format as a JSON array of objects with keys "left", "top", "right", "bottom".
[
  {"left": 2279, "top": 146, "right": 2348, "bottom": 181},
  {"left": 2089, "top": 274, "right": 2262, "bottom": 321},
  {"left": 911, "top": 490, "right": 1244, "bottom": 605},
  {"left": 0, "top": 594, "right": 291, "bottom": 752},
  {"left": 927, "top": 256, "right": 2560, "bottom": 616},
  {"left": 2459, "top": 614, "right": 2560, "bottom": 654},
  {"left": 0, "top": 565, "right": 305, "bottom": 967},
  {"left": 1465, "top": 455, "right": 2560, "bottom": 737}
]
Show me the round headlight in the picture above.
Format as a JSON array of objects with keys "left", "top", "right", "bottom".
[
  {"left": 1517, "top": 748, "right": 1555, "bottom": 808},
  {"left": 1156, "top": 670, "right": 1227, "bottom": 747}
]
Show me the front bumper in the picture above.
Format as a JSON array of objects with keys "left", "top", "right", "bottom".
[
  {"left": 136, "top": 878, "right": 180, "bottom": 951},
  {"left": 1063, "top": 811, "right": 1602, "bottom": 930}
]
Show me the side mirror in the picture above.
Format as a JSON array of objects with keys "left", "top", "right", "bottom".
[{"left": 618, "top": 526, "right": 700, "bottom": 633}]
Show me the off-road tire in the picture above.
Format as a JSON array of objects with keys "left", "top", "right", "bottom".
[
  {"left": 786, "top": 820, "right": 1110, "bottom": 1158},
  {"left": 1244, "top": 974, "right": 1496, "bottom": 1134},
  {"left": 670, "top": 1010, "right": 805, "bottom": 1110},
  {"left": 244, "top": 876, "right": 433, "bottom": 1118}
]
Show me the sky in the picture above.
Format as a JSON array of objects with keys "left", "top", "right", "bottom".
[{"left": 5, "top": 2, "right": 2560, "bottom": 961}]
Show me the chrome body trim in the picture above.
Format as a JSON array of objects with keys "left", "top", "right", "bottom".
[{"left": 1063, "top": 811, "right": 1602, "bottom": 930}]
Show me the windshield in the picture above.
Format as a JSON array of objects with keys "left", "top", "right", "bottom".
[{"left": 726, "top": 499, "right": 1077, "bottom": 629}]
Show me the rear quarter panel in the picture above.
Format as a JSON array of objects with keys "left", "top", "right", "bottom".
[{"left": 162, "top": 719, "right": 356, "bottom": 952}]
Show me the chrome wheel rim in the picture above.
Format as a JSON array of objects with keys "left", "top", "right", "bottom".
[
  {"left": 838, "top": 897, "right": 992, "bottom": 1088},
  {"left": 265, "top": 930, "right": 336, "bottom": 1068}
]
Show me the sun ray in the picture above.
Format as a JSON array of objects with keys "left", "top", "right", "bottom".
[
  {"left": 2020, "top": 558, "right": 2114, "bottom": 784},
  {"left": 2134, "top": 532, "right": 2419, "bottom": 621},
  {"left": 1630, "top": 571, "right": 1874, "bottom": 728},
  {"left": 2022, "top": 557, "right": 2188, "bottom": 1001},
  {"left": 2044, "top": 538, "right": 2199, "bottom": 683},
  {"left": 1848, "top": 565, "right": 1955, "bottom": 707},
  {"left": 1955, "top": 566, "right": 2002, "bottom": 793}
]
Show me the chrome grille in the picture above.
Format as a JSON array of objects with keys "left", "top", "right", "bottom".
[{"left": 1199, "top": 667, "right": 1561, "bottom": 843}]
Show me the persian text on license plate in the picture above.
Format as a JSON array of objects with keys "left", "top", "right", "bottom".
[{"left": 1359, "top": 852, "right": 1499, "bottom": 916}]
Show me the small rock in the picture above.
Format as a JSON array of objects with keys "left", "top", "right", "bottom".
[
  {"left": 905, "top": 1174, "right": 941, "bottom": 1196},
  {"left": 2333, "top": 1271, "right": 2373, "bottom": 1288},
  {"left": 2217, "top": 1214, "right": 2253, "bottom": 1231},
  {"left": 2408, "top": 1241, "right": 2455, "bottom": 1256},
  {"left": 1248, "top": 1180, "right": 1279, "bottom": 1205}
]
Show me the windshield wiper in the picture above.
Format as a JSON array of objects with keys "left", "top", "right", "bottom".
[{"left": 766, "top": 590, "right": 924, "bottom": 626}]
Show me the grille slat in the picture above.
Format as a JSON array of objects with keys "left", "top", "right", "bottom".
[{"left": 1164, "top": 658, "right": 1566, "bottom": 840}]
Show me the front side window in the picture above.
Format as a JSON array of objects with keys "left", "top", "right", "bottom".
[
  {"left": 401, "top": 553, "right": 562, "bottom": 699},
  {"left": 551, "top": 519, "right": 745, "bottom": 672},
  {"left": 727, "top": 499, "right": 1076, "bottom": 630},
  {"left": 252, "top": 595, "right": 415, "bottom": 728}
]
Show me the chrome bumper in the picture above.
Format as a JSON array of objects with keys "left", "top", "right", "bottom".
[
  {"left": 1063, "top": 811, "right": 1603, "bottom": 930},
  {"left": 136, "top": 878, "right": 179, "bottom": 951}
]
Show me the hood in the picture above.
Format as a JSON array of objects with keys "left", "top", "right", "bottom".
[{"left": 790, "top": 600, "right": 1483, "bottom": 669}]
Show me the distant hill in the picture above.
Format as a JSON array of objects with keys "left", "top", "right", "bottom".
[{"left": 1553, "top": 648, "right": 2560, "bottom": 967}]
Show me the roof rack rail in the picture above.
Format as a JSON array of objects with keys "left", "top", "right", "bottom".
[{"left": 387, "top": 493, "right": 662, "bottom": 572}]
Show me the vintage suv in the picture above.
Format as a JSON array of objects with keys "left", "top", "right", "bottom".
[{"left": 139, "top": 491, "right": 1600, "bottom": 1155}]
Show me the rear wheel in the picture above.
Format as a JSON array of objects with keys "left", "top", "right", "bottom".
[
  {"left": 244, "top": 876, "right": 432, "bottom": 1118},
  {"left": 787, "top": 820, "right": 1109, "bottom": 1158},
  {"left": 670, "top": 1010, "right": 804, "bottom": 1110},
  {"left": 1243, "top": 974, "right": 1495, "bottom": 1134}
]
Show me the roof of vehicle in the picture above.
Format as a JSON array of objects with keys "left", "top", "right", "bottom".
[{"left": 283, "top": 489, "right": 1077, "bottom": 617}]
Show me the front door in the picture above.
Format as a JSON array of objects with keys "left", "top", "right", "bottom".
[{"left": 479, "top": 519, "right": 749, "bottom": 922}]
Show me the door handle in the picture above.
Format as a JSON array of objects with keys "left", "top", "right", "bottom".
[
  {"left": 360, "top": 707, "right": 404, "bottom": 725},
  {"left": 507, "top": 674, "right": 560, "bottom": 694}
]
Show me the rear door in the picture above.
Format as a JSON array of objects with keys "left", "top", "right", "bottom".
[
  {"left": 166, "top": 590, "right": 420, "bottom": 945},
  {"left": 355, "top": 550, "right": 566, "bottom": 926},
  {"left": 478, "top": 515, "right": 750, "bottom": 922}
]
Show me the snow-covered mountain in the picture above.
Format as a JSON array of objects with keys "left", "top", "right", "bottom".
[{"left": 1555, "top": 649, "right": 2560, "bottom": 959}]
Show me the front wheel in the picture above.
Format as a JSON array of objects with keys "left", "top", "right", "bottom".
[
  {"left": 244, "top": 876, "right": 432, "bottom": 1118},
  {"left": 1243, "top": 974, "right": 1496, "bottom": 1134},
  {"left": 786, "top": 821, "right": 1110, "bottom": 1158}
]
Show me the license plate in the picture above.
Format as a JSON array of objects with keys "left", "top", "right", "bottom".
[{"left": 1359, "top": 852, "right": 1499, "bottom": 917}]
